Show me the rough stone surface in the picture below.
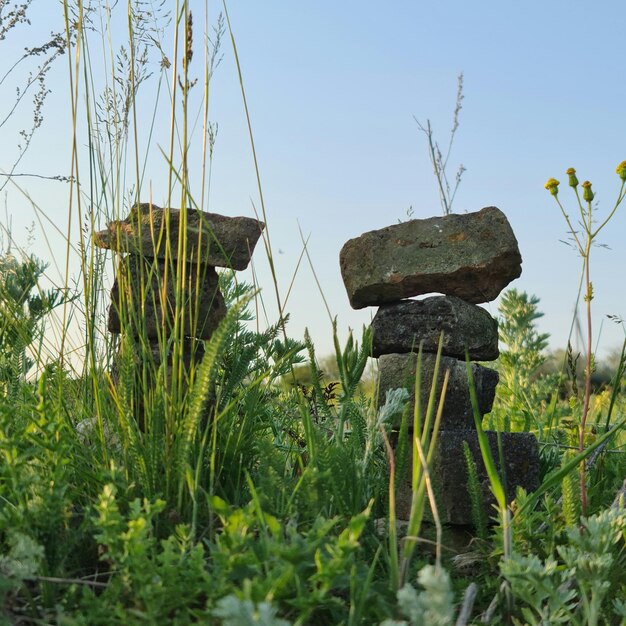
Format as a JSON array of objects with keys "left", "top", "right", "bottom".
[
  {"left": 339, "top": 206, "right": 522, "bottom": 308},
  {"left": 371, "top": 296, "right": 498, "bottom": 360},
  {"left": 377, "top": 353, "right": 499, "bottom": 430},
  {"left": 396, "top": 430, "right": 540, "bottom": 525},
  {"left": 94, "top": 203, "right": 265, "bottom": 270},
  {"left": 108, "top": 255, "right": 226, "bottom": 339}
]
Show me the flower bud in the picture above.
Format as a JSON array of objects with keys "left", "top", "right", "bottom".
[
  {"left": 582, "top": 180, "right": 594, "bottom": 202},
  {"left": 566, "top": 167, "right": 578, "bottom": 187},
  {"left": 616, "top": 161, "right": 626, "bottom": 181},
  {"left": 544, "top": 178, "right": 560, "bottom": 195}
]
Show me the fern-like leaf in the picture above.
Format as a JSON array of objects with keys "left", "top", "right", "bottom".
[
  {"left": 561, "top": 450, "right": 581, "bottom": 527},
  {"left": 463, "top": 441, "right": 488, "bottom": 539},
  {"left": 174, "top": 292, "right": 254, "bottom": 504}
]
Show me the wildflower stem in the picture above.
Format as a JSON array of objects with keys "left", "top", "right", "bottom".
[
  {"left": 549, "top": 165, "right": 626, "bottom": 516},
  {"left": 580, "top": 240, "right": 592, "bottom": 515},
  {"left": 553, "top": 195, "right": 583, "bottom": 254},
  {"left": 592, "top": 180, "right": 626, "bottom": 237}
]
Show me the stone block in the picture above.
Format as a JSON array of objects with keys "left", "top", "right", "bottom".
[
  {"left": 377, "top": 353, "right": 498, "bottom": 430},
  {"left": 94, "top": 203, "right": 264, "bottom": 271},
  {"left": 395, "top": 430, "right": 540, "bottom": 525},
  {"left": 339, "top": 206, "right": 522, "bottom": 308},
  {"left": 108, "top": 255, "right": 226, "bottom": 339},
  {"left": 371, "top": 296, "right": 498, "bottom": 360}
]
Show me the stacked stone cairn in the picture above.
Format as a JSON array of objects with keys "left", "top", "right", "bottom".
[
  {"left": 93, "top": 203, "right": 264, "bottom": 414},
  {"left": 339, "top": 206, "right": 540, "bottom": 525}
]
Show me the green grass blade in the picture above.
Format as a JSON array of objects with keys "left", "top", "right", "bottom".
[{"left": 517, "top": 416, "right": 626, "bottom": 516}]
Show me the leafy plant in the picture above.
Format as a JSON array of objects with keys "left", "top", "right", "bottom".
[
  {"left": 463, "top": 440, "right": 488, "bottom": 540},
  {"left": 381, "top": 565, "right": 455, "bottom": 626},
  {"left": 502, "top": 505, "right": 626, "bottom": 626},
  {"left": 490, "top": 288, "right": 556, "bottom": 434},
  {"left": 212, "top": 595, "right": 292, "bottom": 626},
  {"left": 0, "top": 251, "right": 66, "bottom": 398},
  {"left": 545, "top": 164, "right": 626, "bottom": 513}
]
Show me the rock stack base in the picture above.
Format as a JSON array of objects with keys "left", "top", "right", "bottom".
[{"left": 95, "top": 202, "right": 264, "bottom": 419}]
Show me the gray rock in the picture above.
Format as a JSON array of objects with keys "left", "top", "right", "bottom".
[
  {"left": 108, "top": 255, "right": 226, "bottom": 339},
  {"left": 94, "top": 203, "right": 264, "bottom": 270},
  {"left": 371, "top": 296, "right": 498, "bottom": 360},
  {"left": 75, "top": 417, "right": 120, "bottom": 450},
  {"left": 339, "top": 206, "right": 522, "bottom": 308},
  {"left": 395, "top": 430, "right": 540, "bottom": 525},
  {"left": 377, "top": 353, "right": 498, "bottom": 430}
]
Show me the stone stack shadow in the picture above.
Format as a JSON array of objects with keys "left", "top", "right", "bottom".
[
  {"left": 340, "top": 206, "right": 540, "bottom": 525},
  {"left": 94, "top": 202, "right": 264, "bottom": 409}
]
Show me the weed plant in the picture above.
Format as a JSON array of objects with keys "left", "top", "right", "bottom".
[{"left": 0, "top": 2, "right": 625, "bottom": 625}]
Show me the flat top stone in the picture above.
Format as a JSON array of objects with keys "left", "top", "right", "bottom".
[
  {"left": 340, "top": 206, "right": 522, "bottom": 308},
  {"left": 94, "top": 203, "right": 265, "bottom": 270}
]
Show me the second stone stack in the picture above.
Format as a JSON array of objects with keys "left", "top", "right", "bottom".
[
  {"left": 94, "top": 202, "right": 264, "bottom": 399},
  {"left": 339, "top": 206, "right": 540, "bottom": 525}
]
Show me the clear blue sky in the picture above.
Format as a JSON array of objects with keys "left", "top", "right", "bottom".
[{"left": 2, "top": 1, "right": 626, "bottom": 362}]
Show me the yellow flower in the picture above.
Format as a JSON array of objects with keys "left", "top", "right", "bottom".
[
  {"left": 616, "top": 161, "right": 626, "bottom": 181},
  {"left": 582, "top": 180, "right": 594, "bottom": 202},
  {"left": 566, "top": 167, "right": 578, "bottom": 188},
  {"left": 544, "top": 178, "right": 560, "bottom": 195}
]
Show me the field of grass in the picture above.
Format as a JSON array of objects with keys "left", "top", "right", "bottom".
[{"left": 0, "top": 2, "right": 625, "bottom": 624}]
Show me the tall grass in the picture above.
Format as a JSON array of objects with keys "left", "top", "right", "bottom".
[{"left": 0, "top": 2, "right": 625, "bottom": 624}]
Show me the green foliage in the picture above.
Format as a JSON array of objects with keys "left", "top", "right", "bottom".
[
  {"left": 207, "top": 496, "right": 382, "bottom": 624},
  {"left": 509, "top": 489, "right": 561, "bottom": 560},
  {"left": 212, "top": 595, "right": 292, "bottom": 626},
  {"left": 561, "top": 450, "right": 581, "bottom": 526},
  {"left": 79, "top": 485, "right": 211, "bottom": 624},
  {"left": 490, "top": 289, "right": 556, "bottom": 433},
  {"left": 463, "top": 441, "right": 488, "bottom": 540},
  {"left": 546, "top": 165, "right": 626, "bottom": 515},
  {"left": 3, "top": 3, "right": 626, "bottom": 624},
  {"left": 380, "top": 565, "right": 456, "bottom": 626},
  {"left": 0, "top": 375, "right": 81, "bottom": 574},
  {"left": 0, "top": 252, "right": 65, "bottom": 399},
  {"left": 0, "top": 531, "right": 45, "bottom": 610},
  {"left": 502, "top": 506, "right": 626, "bottom": 626}
]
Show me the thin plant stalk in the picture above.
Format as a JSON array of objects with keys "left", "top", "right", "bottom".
[
  {"left": 399, "top": 348, "right": 450, "bottom": 585},
  {"left": 382, "top": 428, "right": 399, "bottom": 593},
  {"left": 465, "top": 353, "right": 510, "bottom": 559},
  {"left": 413, "top": 434, "right": 442, "bottom": 571},
  {"left": 414, "top": 73, "right": 465, "bottom": 216},
  {"left": 221, "top": 0, "right": 287, "bottom": 342},
  {"left": 546, "top": 168, "right": 626, "bottom": 514}
]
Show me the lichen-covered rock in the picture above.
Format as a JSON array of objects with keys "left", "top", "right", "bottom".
[
  {"left": 377, "top": 353, "right": 498, "bottom": 429},
  {"left": 339, "top": 206, "right": 522, "bottom": 308},
  {"left": 396, "top": 430, "right": 540, "bottom": 525},
  {"left": 108, "top": 255, "right": 226, "bottom": 339},
  {"left": 371, "top": 296, "right": 498, "bottom": 360},
  {"left": 94, "top": 203, "right": 264, "bottom": 270}
]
